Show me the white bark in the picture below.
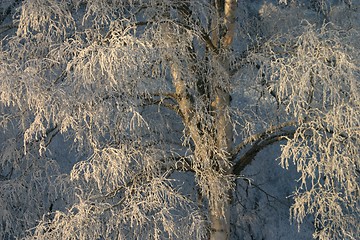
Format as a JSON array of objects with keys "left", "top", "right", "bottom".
[
  {"left": 210, "top": 199, "right": 231, "bottom": 240},
  {"left": 208, "top": 1, "right": 236, "bottom": 239},
  {"left": 223, "top": 0, "right": 237, "bottom": 47}
]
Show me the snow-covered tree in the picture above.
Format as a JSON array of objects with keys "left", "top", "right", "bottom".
[{"left": 0, "top": 0, "right": 359, "bottom": 239}]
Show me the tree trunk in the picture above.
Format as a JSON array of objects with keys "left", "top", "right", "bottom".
[
  {"left": 167, "top": 1, "right": 237, "bottom": 239},
  {"left": 208, "top": 0, "right": 236, "bottom": 233},
  {"left": 209, "top": 196, "right": 231, "bottom": 240},
  {"left": 209, "top": 89, "right": 233, "bottom": 240}
]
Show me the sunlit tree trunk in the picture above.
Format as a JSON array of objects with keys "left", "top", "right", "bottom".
[
  {"left": 209, "top": 90, "right": 233, "bottom": 240},
  {"left": 208, "top": 1, "right": 236, "bottom": 239},
  {"left": 163, "top": 1, "right": 236, "bottom": 238}
]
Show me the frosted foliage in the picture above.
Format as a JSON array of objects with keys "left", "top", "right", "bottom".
[
  {"left": 1, "top": 1, "right": 213, "bottom": 239},
  {"left": 251, "top": 23, "right": 359, "bottom": 239},
  {"left": 0, "top": 1, "right": 359, "bottom": 240},
  {"left": 0, "top": 125, "right": 70, "bottom": 239}
]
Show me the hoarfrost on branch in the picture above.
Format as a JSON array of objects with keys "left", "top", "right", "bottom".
[{"left": 0, "top": 0, "right": 359, "bottom": 239}]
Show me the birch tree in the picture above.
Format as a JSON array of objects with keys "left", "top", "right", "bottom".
[{"left": 0, "top": 0, "right": 359, "bottom": 239}]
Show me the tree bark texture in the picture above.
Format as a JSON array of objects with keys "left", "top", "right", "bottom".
[{"left": 167, "top": 1, "right": 237, "bottom": 239}]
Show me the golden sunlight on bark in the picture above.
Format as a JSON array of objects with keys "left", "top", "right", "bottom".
[{"left": 223, "top": 0, "right": 237, "bottom": 47}]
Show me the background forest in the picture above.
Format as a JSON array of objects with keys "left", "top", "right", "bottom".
[{"left": 0, "top": 0, "right": 359, "bottom": 239}]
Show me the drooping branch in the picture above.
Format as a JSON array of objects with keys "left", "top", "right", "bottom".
[
  {"left": 231, "top": 120, "right": 298, "bottom": 158},
  {"left": 23, "top": 125, "right": 59, "bottom": 152},
  {"left": 103, "top": 17, "right": 220, "bottom": 55},
  {"left": 44, "top": 125, "right": 59, "bottom": 147},
  {"left": 88, "top": 155, "right": 193, "bottom": 204},
  {"left": 232, "top": 130, "right": 296, "bottom": 175},
  {"left": 231, "top": 116, "right": 355, "bottom": 175},
  {"left": 231, "top": 120, "right": 299, "bottom": 175},
  {"left": 238, "top": 178, "right": 291, "bottom": 208}
]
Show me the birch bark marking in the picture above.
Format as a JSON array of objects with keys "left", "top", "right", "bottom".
[
  {"left": 209, "top": 63, "right": 233, "bottom": 240},
  {"left": 209, "top": 1, "right": 237, "bottom": 239}
]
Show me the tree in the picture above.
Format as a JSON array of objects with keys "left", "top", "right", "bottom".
[{"left": 0, "top": 0, "right": 359, "bottom": 239}]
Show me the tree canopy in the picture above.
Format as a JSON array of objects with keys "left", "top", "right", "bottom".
[{"left": 0, "top": 0, "right": 359, "bottom": 239}]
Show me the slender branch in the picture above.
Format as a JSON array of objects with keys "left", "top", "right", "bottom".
[
  {"left": 88, "top": 155, "right": 193, "bottom": 205},
  {"left": 172, "top": 2, "right": 219, "bottom": 54},
  {"left": 53, "top": 70, "right": 67, "bottom": 85},
  {"left": 103, "top": 18, "right": 219, "bottom": 55},
  {"left": 172, "top": 155, "right": 193, "bottom": 172},
  {"left": 151, "top": 92, "right": 177, "bottom": 100},
  {"left": 0, "top": 23, "right": 18, "bottom": 34},
  {"left": 232, "top": 130, "right": 295, "bottom": 175},
  {"left": 173, "top": 20, "right": 219, "bottom": 54},
  {"left": 231, "top": 120, "right": 298, "bottom": 158},
  {"left": 239, "top": 178, "right": 291, "bottom": 208},
  {"left": 44, "top": 126, "right": 60, "bottom": 147},
  {"left": 0, "top": 0, "right": 22, "bottom": 25},
  {"left": 142, "top": 96, "right": 180, "bottom": 113},
  {"left": 0, "top": 174, "right": 8, "bottom": 181},
  {"left": 23, "top": 125, "right": 59, "bottom": 149}
]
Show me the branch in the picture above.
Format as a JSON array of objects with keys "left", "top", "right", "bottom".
[
  {"left": 231, "top": 117, "right": 358, "bottom": 175},
  {"left": 0, "top": 23, "right": 18, "bottom": 35},
  {"left": 88, "top": 155, "right": 193, "bottom": 205},
  {"left": 53, "top": 70, "right": 67, "bottom": 85},
  {"left": 103, "top": 17, "right": 219, "bottom": 55},
  {"left": 222, "top": 0, "right": 237, "bottom": 47},
  {"left": 173, "top": 20, "right": 219, "bottom": 54},
  {"left": 0, "top": 0, "right": 22, "bottom": 26},
  {"left": 232, "top": 130, "right": 295, "bottom": 175},
  {"left": 200, "top": 31, "right": 219, "bottom": 54},
  {"left": 231, "top": 120, "right": 298, "bottom": 157},
  {"left": 238, "top": 178, "right": 291, "bottom": 208},
  {"left": 142, "top": 96, "right": 180, "bottom": 113},
  {"left": 172, "top": 2, "right": 219, "bottom": 54},
  {"left": 44, "top": 125, "right": 59, "bottom": 147},
  {"left": 171, "top": 155, "right": 193, "bottom": 172},
  {"left": 0, "top": 174, "right": 8, "bottom": 181},
  {"left": 23, "top": 125, "right": 59, "bottom": 149}
]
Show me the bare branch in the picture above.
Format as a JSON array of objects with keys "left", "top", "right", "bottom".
[
  {"left": 231, "top": 120, "right": 298, "bottom": 158},
  {"left": 0, "top": 23, "right": 17, "bottom": 34},
  {"left": 142, "top": 96, "right": 180, "bottom": 113},
  {"left": 233, "top": 131, "right": 295, "bottom": 175}
]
